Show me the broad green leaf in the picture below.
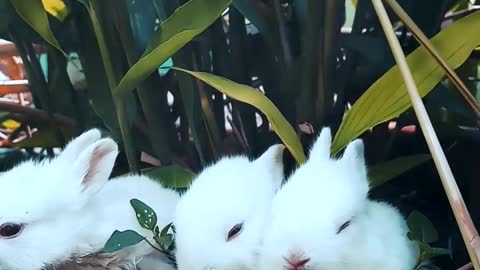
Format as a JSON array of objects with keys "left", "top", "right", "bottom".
[
  {"left": 407, "top": 211, "right": 439, "bottom": 244},
  {"left": 130, "top": 199, "right": 157, "bottom": 231},
  {"left": 41, "top": 0, "right": 69, "bottom": 21},
  {"left": 9, "top": 0, "right": 64, "bottom": 54},
  {"left": 332, "top": 11, "right": 480, "bottom": 154},
  {"left": 368, "top": 154, "right": 431, "bottom": 188},
  {"left": 103, "top": 230, "right": 144, "bottom": 253},
  {"left": 144, "top": 165, "right": 195, "bottom": 189},
  {"left": 112, "top": 0, "right": 232, "bottom": 97},
  {"left": 173, "top": 68, "right": 306, "bottom": 164}
]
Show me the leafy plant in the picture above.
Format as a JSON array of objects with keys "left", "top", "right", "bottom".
[
  {"left": 407, "top": 211, "right": 451, "bottom": 268},
  {"left": 104, "top": 199, "right": 177, "bottom": 266}
]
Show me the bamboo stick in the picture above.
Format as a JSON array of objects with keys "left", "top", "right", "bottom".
[{"left": 371, "top": 0, "right": 480, "bottom": 269}]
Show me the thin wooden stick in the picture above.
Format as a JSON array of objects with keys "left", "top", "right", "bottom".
[
  {"left": 384, "top": 0, "right": 480, "bottom": 118},
  {"left": 371, "top": 0, "right": 480, "bottom": 269},
  {"left": 458, "top": 262, "right": 474, "bottom": 270}
]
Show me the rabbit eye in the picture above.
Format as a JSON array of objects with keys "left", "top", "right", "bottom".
[
  {"left": 227, "top": 222, "right": 244, "bottom": 241},
  {"left": 0, "top": 223, "right": 23, "bottom": 239},
  {"left": 336, "top": 220, "right": 350, "bottom": 234}
]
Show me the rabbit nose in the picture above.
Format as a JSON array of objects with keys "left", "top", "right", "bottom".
[{"left": 284, "top": 256, "right": 310, "bottom": 270}]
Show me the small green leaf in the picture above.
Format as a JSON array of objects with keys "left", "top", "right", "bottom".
[
  {"left": 154, "top": 223, "right": 176, "bottom": 252},
  {"left": 154, "top": 233, "right": 175, "bottom": 251},
  {"left": 103, "top": 230, "right": 144, "bottom": 253},
  {"left": 368, "top": 154, "right": 431, "bottom": 188},
  {"left": 113, "top": 0, "right": 232, "bottom": 96},
  {"left": 9, "top": 0, "right": 65, "bottom": 54},
  {"left": 172, "top": 68, "right": 306, "bottom": 164},
  {"left": 130, "top": 199, "right": 157, "bottom": 231},
  {"left": 407, "top": 211, "right": 439, "bottom": 244},
  {"left": 160, "top": 223, "right": 174, "bottom": 237},
  {"left": 143, "top": 165, "right": 195, "bottom": 189},
  {"left": 332, "top": 11, "right": 480, "bottom": 154}
]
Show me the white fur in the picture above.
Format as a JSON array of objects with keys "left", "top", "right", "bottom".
[
  {"left": 0, "top": 129, "right": 179, "bottom": 270},
  {"left": 258, "top": 127, "right": 419, "bottom": 270},
  {"left": 174, "top": 145, "right": 285, "bottom": 270}
]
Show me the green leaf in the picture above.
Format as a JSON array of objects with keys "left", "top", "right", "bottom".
[
  {"left": 9, "top": 0, "right": 65, "bottom": 54},
  {"left": 332, "top": 11, "right": 480, "bottom": 154},
  {"left": 112, "top": 0, "right": 232, "bottom": 97},
  {"left": 154, "top": 223, "right": 175, "bottom": 251},
  {"left": 407, "top": 211, "right": 439, "bottom": 244},
  {"left": 154, "top": 233, "right": 175, "bottom": 251},
  {"left": 103, "top": 230, "right": 145, "bottom": 253},
  {"left": 160, "top": 222, "right": 174, "bottom": 237},
  {"left": 173, "top": 68, "right": 306, "bottom": 164},
  {"left": 153, "top": 223, "right": 175, "bottom": 252},
  {"left": 368, "top": 154, "right": 431, "bottom": 188},
  {"left": 143, "top": 165, "right": 195, "bottom": 189},
  {"left": 130, "top": 199, "right": 157, "bottom": 231}
]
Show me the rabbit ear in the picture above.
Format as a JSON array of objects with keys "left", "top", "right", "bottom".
[
  {"left": 72, "top": 138, "right": 119, "bottom": 197},
  {"left": 342, "top": 139, "right": 367, "bottom": 175},
  {"left": 308, "top": 127, "right": 332, "bottom": 161},
  {"left": 255, "top": 144, "right": 285, "bottom": 188},
  {"left": 59, "top": 129, "right": 102, "bottom": 162}
]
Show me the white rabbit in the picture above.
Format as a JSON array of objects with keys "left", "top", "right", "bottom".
[
  {"left": 258, "top": 127, "right": 419, "bottom": 270},
  {"left": 0, "top": 129, "right": 179, "bottom": 270},
  {"left": 174, "top": 144, "right": 286, "bottom": 270}
]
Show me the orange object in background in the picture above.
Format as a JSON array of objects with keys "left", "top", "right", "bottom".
[{"left": 0, "top": 56, "right": 28, "bottom": 95}]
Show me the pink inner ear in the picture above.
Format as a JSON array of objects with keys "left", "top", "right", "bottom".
[{"left": 80, "top": 145, "right": 115, "bottom": 191}]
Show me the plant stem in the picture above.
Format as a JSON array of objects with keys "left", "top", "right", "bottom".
[
  {"left": 81, "top": 0, "right": 139, "bottom": 172},
  {"left": 0, "top": 101, "right": 77, "bottom": 127},
  {"left": 384, "top": 0, "right": 480, "bottom": 118},
  {"left": 371, "top": 0, "right": 480, "bottom": 269},
  {"left": 272, "top": 0, "right": 292, "bottom": 68}
]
